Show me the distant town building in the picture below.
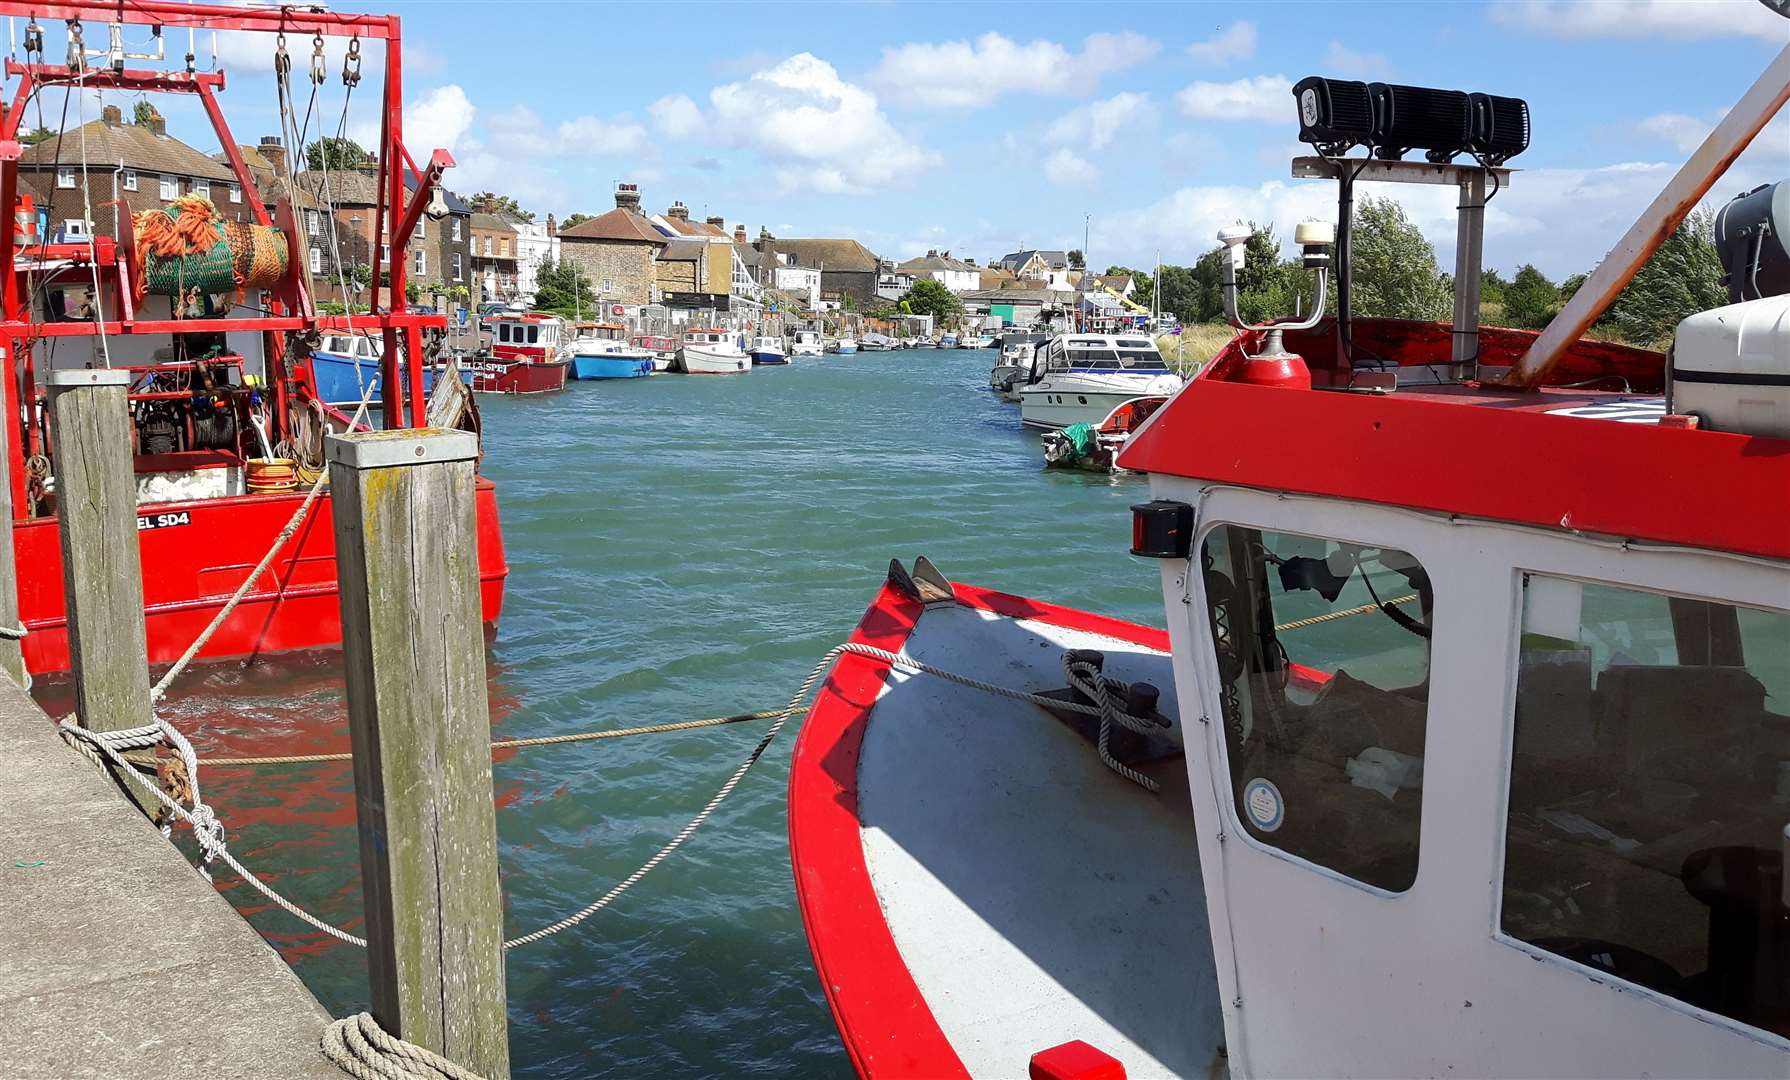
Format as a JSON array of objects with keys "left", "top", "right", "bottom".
[
  {"left": 510, "top": 214, "right": 558, "bottom": 301},
  {"left": 759, "top": 238, "right": 880, "bottom": 309},
  {"left": 896, "top": 250, "right": 980, "bottom": 294},
  {"left": 470, "top": 211, "right": 519, "bottom": 301},
  {"left": 556, "top": 183, "right": 668, "bottom": 306},
  {"left": 996, "top": 249, "right": 1073, "bottom": 290}
]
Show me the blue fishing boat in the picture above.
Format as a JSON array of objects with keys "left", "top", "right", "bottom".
[
  {"left": 749, "top": 335, "right": 789, "bottom": 365},
  {"left": 566, "top": 323, "right": 655, "bottom": 380},
  {"left": 308, "top": 333, "right": 434, "bottom": 407}
]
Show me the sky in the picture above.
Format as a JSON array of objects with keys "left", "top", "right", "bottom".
[{"left": 41, "top": 0, "right": 1790, "bottom": 280}]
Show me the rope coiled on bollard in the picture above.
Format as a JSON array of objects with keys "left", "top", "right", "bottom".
[{"left": 321, "top": 1013, "right": 486, "bottom": 1080}]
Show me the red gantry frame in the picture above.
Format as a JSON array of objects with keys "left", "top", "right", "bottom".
[{"left": 0, "top": 0, "right": 457, "bottom": 512}]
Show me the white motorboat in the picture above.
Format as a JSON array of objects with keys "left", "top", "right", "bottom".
[
  {"left": 677, "top": 328, "right": 751, "bottom": 374},
  {"left": 860, "top": 333, "right": 894, "bottom": 351},
  {"left": 828, "top": 337, "right": 860, "bottom": 355},
  {"left": 789, "top": 330, "right": 824, "bottom": 357},
  {"left": 963, "top": 334, "right": 996, "bottom": 349},
  {"left": 990, "top": 342, "right": 1036, "bottom": 397},
  {"left": 1017, "top": 334, "right": 1183, "bottom": 430}
]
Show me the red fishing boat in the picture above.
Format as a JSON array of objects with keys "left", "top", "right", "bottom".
[
  {"left": 790, "top": 50, "right": 1790, "bottom": 1079},
  {"left": 465, "top": 312, "right": 569, "bottom": 394},
  {"left": 2, "top": 1, "right": 507, "bottom": 677}
]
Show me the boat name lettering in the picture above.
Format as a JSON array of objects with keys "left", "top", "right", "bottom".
[{"left": 137, "top": 510, "right": 192, "bottom": 531}]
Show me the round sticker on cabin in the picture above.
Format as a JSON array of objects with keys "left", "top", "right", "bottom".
[{"left": 1243, "top": 778, "right": 1284, "bottom": 833}]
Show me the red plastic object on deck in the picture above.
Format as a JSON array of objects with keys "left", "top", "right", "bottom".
[
  {"left": 1029, "top": 1040, "right": 1127, "bottom": 1080},
  {"left": 1234, "top": 352, "right": 1312, "bottom": 390}
]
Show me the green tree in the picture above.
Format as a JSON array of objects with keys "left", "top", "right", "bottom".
[
  {"left": 1600, "top": 206, "right": 1726, "bottom": 348},
  {"left": 532, "top": 258, "right": 596, "bottom": 316},
  {"left": 1347, "top": 195, "right": 1450, "bottom": 320},
  {"left": 132, "top": 101, "right": 160, "bottom": 127},
  {"left": 560, "top": 212, "right": 595, "bottom": 231},
  {"left": 900, "top": 278, "right": 962, "bottom": 320},
  {"left": 1067, "top": 248, "right": 1085, "bottom": 269},
  {"left": 1480, "top": 268, "right": 1509, "bottom": 309},
  {"left": 1502, "top": 264, "right": 1559, "bottom": 329},
  {"left": 1558, "top": 272, "right": 1588, "bottom": 305},
  {"left": 471, "top": 192, "right": 532, "bottom": 221},
  {"left": 20, "top": 126, "right": 53, "bottom": 145},
  {"left": 306, "top": 136, "right": 368, "bottom": 172}
]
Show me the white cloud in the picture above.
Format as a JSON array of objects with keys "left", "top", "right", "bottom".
[
  {"left": 710, "top": 53, "right": 936, "bottom": 194},
  {"left": 869, "top": 31, "right": 1157, "bottom": 109},
  {"left": 1186, "top": 23, "right": 1257, "bottom": 66},
  {"left": 1635, "top": 113, "right": 1711, "bottom": 155},
  {"left": 486, "top": 103, "right": 647, "bottom": 159},
  {"left": 1490, "top": 0, "right": 1787, "bottom": 39},
  {"left": 1043, "top": 147, "right": 1100, "bottom": 190},
  {"left": 1176, "top": 75, "right": 1292, "bottom": 122},
  {"left": 650, "top": 94, "right": 705, "bottom": 140},
  {"left": 405, "top": 85, "right": 477, "bottom": 155},
  {"left": 1322, "top": 42, "right": 1391, "bottom": 79},
  {"left": 1045, "top": 92, "right": 1155, "bottom": 152},
  {"left": 1632, "top": 109, "right": 1790, "bottom": 172}
]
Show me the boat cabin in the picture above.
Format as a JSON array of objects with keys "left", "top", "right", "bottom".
[
  {"left": 1036, "top": 334, "right": 1168, "bottom": 376},
  {"left": 490, "top": 313, "right": 561, "bottom": 362},
  {"left": 572, "top": 322, "right": 626, "bottom": 342},
  {"left": 683, "top": 328, "right": 731, "bottom": 346},
  {"left": 316, "top": 333, "right": 382, "bottom": 360}
]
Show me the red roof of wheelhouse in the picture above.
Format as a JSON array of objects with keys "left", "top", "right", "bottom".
[{"left": 1117, "top": 319, "right": 1790, "bottom": 562}]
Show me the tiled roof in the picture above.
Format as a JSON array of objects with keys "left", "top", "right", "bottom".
[
  {"left": 1091, "top": 274, "right": 1133, "bottom": 291},
  {"left": 657, "top": 237, "right": 707, "bottom": 262},
  {"left": 734, "top": 242, "right": 763, "bottom": 268},
  {"left": 978, "top": 267, "right": 1018, "bottom": 289},
  {"left": 765, "top": 238, "right": 879, "bottom": 273},
  {"left": 291, "top": 168, "right": 381, "bottom": 207},
  {"left": 559, "top": 207, "right": 668, "bottom": 245},
  {"left": 897, "top": 254, "right": 976, "bottom": 274},
  {"left": 997, "top": 249, "right": 1069, "bottom": 270},
  {"left": 658, "top": 215, "right": 728, "bottom": 238},
  {"left": 22, "top": 119, "right": 236, "bottom": 181},
  {"left": 470, "top": 212, "right": 516, "bottom": 232},
  {"left": 959, "top": 287, "right": 1075, "bottom": 304}
]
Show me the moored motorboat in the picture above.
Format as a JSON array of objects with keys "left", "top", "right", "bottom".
[
  {"left": 860, "top": 333, "right": 894, "bottom": 352},
  {"left": 990, "top": 341, "right": 1035, "bottom": 396},
  {"left": 939, "top": 332, "right": 959, "bottom": 349},
  {"left": 1017, "top": 334, "right": 1182, "bottom": 430},
  {"left": 678, "top": 328, "right": 751, "bottom": 374},
  {"left": 468, "top": 312, "right": 571, "bottom": 394},
  {"left": 308, "top": 332, "right": 436, "bottom": 407},
  {"left": 790, "top": 330, "right": 825, "bottom": 357},
  {"left": 828, "top": 337, "right": 860, "bottom": 355},
  {"left": 567, "top": 322, "right": 655, "bottom": 380},
  {"left": 631, "top": 333, "right": 679, "bottom": 371},
  {"left": 749, "top": 335, "right": 790, "bottom": 365}
]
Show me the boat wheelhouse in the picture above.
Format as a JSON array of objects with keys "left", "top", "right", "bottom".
[
  {"left": 790, "top": 48, "right": 1790, "bottom": 1079},
  {"left": 3, "top": 4, "right": 506, "bottom": 677},
  {"left": 471, "top": 313, "right": 570, "bottom": 393},
  {"left": 749, "top": 335, "right": 790, "bottom": 365},
  {"left": 630, "top": 333, "right": 678, "bottom": 371},
  {"left": 1016, "top": 333, "right": 1182, "bottom": 430}
]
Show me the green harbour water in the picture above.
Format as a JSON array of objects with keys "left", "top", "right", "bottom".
[{"left": 36, "top": 347, "right": 1170, "bottom": 1078}]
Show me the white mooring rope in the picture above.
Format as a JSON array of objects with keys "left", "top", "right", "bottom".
[{"left": 321, "top": 1012, "right": 487, "bottom": 1080}]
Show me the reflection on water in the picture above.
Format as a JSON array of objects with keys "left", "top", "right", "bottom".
[{"left": 32, "top": 349, "right": 1166, "bottom": 1078}]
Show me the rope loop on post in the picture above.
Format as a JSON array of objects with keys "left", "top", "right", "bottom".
[{"left": 321, "top": 1013, "right": 487, "bottom": 1080}]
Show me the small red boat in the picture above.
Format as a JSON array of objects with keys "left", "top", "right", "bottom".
[
  {"left": 3, "top": 1, "right": 507, "bottom": 677},
  {"left": 465, "top": 313, "right": 569, "bottom": 394}
]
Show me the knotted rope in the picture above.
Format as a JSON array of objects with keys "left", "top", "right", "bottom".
[{"left": 321, "top": 1013, "right": 486, "bottom": 1080}]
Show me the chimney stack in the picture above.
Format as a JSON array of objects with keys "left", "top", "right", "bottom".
[
  {"left": 147, "top": 115, "right": 166, "bottom": 137},
  {"left": 666, "top": 201, "right": 689, "bottom": 221},
  {"left": 546, "top": 213, "right": 557, "bottom": 237},
  {"left": 758, "top": 225, "right": 773, "bottom": 243},
  {"left": 705, "top": 215, "right": 725, "bottom": 229},
  {"left": 101, "top": 104, "right": 122, "bottom": 127},
  {"left": 257, "top": 135, "right": 287, "bottom": 176},
  {"left": 733, "top": 224, "right": 747, "bottom": 244},
  {"left": 614, "top": 182, "right": 642, "bottom": 212},
  {"left": 926, "top": 249, "right": 938, "bottom": 258}
]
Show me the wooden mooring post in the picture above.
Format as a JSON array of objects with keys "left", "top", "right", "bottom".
[
  {"left": 328, "top": 427, "right": 510, "bottom": 1079},
  {"left": 46, "top": 369, "right": 151, "bottom": 732}
]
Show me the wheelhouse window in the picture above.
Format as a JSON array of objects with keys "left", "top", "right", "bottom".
[
  {"left": 1202, "top": 526, "right": 1434, "bottom": 892},
  {"left": 497, "top": 322, "right": 511, "bottom": 343},
  {"left": 1503, "top": 578, "right": 1790, "bottom": 1038}
]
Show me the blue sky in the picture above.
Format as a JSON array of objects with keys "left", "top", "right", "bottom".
[{"left": 91, "top": 0, "right": 1790, "bottom": 278}]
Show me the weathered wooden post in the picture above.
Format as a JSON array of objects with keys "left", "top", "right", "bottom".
[
  {"left": 46, "top": 369, "right": 151, "bottom": 731},
  {"left": 329, "top": 427, "right": 509, "bottom": 1078},
  {"left": 0, "top": 344, "right": 26, "bottom": 687}
]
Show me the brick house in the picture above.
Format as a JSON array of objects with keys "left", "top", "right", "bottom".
[
  {"left": 17, "top": 104, "right": 242, "bottom": 243},
  {"left": 469, "top": 212, "right": 519, "bottom": 302},
  {"left": 292, "top": 165, "right": 468, "bottom": 307},
  {"left": 556, "top": 183, "right": 666, "bottom": 306}
]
